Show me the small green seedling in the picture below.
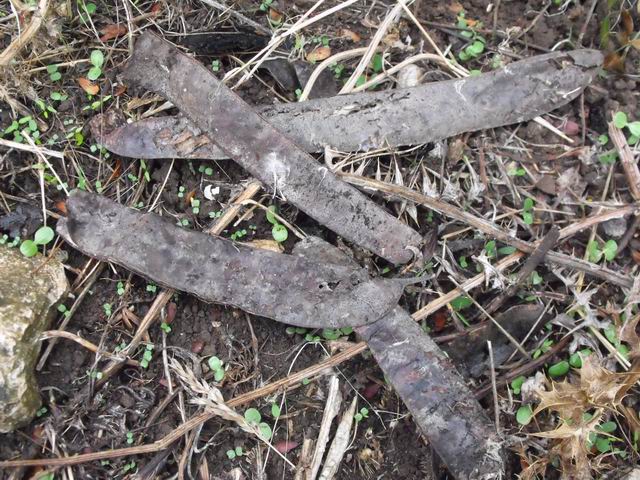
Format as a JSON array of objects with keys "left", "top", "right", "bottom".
[
  {"left": 530, "top": 270, "right": 543, "bottom": 286},
  {"left": 160, "top": 322, "right": 172, "bottom": 334},
  {"left": 117, "top": 281, "right": 125, "bottom": 295},
  {"left": 547, "top": 360, "right": 570, "bottom": 378},
  {"left": 122, "top": 460, "right": 136, "bottom": 473},
  {"left": 178, "top": 186, "right": 186, "bottom": 198},
  {"left": 87, "top": 50, "right": 104, "bottom": 81},
  {"left": 146, "top": 283, "right": 157, "bottom": 293},
  {"left": 265, "top": 206, "right": 289, "bottom": 242},
  {"left": 103, "top": 303, "right": 113, "bottom": 316},
  {"left": 20, "top": 225, "right": 54, "bottom": 257},
  {"left": 516, "top": 404, "right": 533, "bottom": 426},
  {"left": 510, "top": 375, "right": 526, "bottom": 395},
  {"left": 613, "top": 112, "right": 640, "bottom": 144},
  {"left": 126, "top": 432, "right": 134, "bottom": 444},
  {"left": 47, "top": 64, "right": 62, "bottom": 82},
  {"left": 354, "top": 407, "right": 369, "bottom": 423},
  {"left": 522, "top": 198, "right": 535, "bottom": 225},
  {"left": 301, "top": 378, "right": 311, "bottom": 385},
  {"left": 271, "top": 403, "right": 281, "bottom": 418},
  {"left": 140, "top": 344, "right": 154, "bottom": 369},
  {"left": 259, "top": 0, "right": 273, "bottom": 11},
  {"left": 226, "top": 446, "right": 244, "bottom": 459},
  {"left": 57, "top": 304, "right": 71, "bottom": 318},
  {"left": 207, "top": 356, "right": 225, "bottom": 381},
  {"left": 191, "top": 198, "right": 201, "bottom": 215},
  {"left": 211, "top": 60, "right": 221, "bottom": 72},
  {"left": 320, "top": 327, "right": 353, "bottom": 340},
  {"left": 36, "top": 406, "right": 48, "bottom": 417},
  {"left": 569, "top": 349, "right": 592, "bottom": 368},
  {"left": 533, "top": 338, "right": 553, "bottom": 359},
  {"left": 587, "top": 239, "right": 617, "bottom": 263},
  {"left": 244, "top": 408, "right": 272, "bottom": 439},
  {"left": 230, "top": 229, "right": 247, "bottom": 241}
]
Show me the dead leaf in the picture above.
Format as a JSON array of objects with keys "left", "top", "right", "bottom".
[
  {"left": 603, "top": 52, "right": 625, "bottom": 73},
  {"left": 633, "top": 249, "right": 640, "bottom": 265},
  {"left": 448, "top": 1, "right": 464, "bottom": 14},
  {"left": 245, "top": 239, "right": 283, "bottom": 253},
  {"left": 306, "top": 46, "right": 331, "bottom": 62},
  {"left": 150, "top": 2, "right": 162, "bottom": 15},
  {"left": 619, "top": 313, "right": 640, "bottom": 359},
  {"left": 268, "top": 8, "right": 283, "bottom": 24},
  {"left": 621, "top": 10, "right": 634, "bottom": 45},
  {"left": 78, "top": 77, "right": 99, "bottom": 95},
  {"left": 274, "top": 440, "right": 299, "bottom": 454},
  {"left": 99, "top": 24, "right": 127, "bottom": 42},
  {"left": 55, "top": 200, "right": 67, "bottom": 215},
  {"left": 340, "top": 28, "right": 361, "bottom": 42},
  {"left": 114, "top": 84, "right": 127, "bottom": 96}
]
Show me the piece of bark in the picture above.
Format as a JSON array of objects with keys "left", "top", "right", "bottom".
[
  {"left": 293, "top": 237, "right": 504, "bottom": 480},
  {"left": 56, "top": 191, "right": 408, "bottom": 329},
  {"left": 120, "top": 32, "right": 422, "bottom": 265},
  {"left": 93, "top": 49, "right": 602, "bottom": 160}
]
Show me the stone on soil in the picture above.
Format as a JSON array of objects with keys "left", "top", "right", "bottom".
[{"left": 0, "top": 245, "right": 68, "bottom": 432}]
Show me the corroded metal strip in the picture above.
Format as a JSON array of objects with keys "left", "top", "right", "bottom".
[
  {"left": 94, "top": 49, "right": 602, "bottom": 160},
  {"left": 121, "top": 32, "right": 421, "bottom": 265},
  {"left": 292, "top": 237, "right": 504, "bottom": 480},
  {"left": 56, "top": 191, "right": 408, "bottom": 329}
]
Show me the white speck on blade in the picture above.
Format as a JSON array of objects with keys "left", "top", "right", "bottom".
[
  {"left": 264, "top": 152, "right": 290, "bottom": 191},
  {"left": 454, "top": 80, "right": 467, "bottom": 102}
]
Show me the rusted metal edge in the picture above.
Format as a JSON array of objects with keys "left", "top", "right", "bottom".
[
  {"left": 56, "top": 191, "right": 408, "bottom": 329},
  {"left": 292, "top": 237, "right": 504, "bottom": 480},
  {"left": 120, "top": 32, "right": 423, "bottom": 265},
  {"left": 93, "top": 49, "right": 602, "bottom": 160}
]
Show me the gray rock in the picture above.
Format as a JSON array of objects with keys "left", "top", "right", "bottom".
[
  {"left": 601, "top": 217, "right": 628, "bottom": 239},
  {"left": 0, "top": 245, "right": 68, "bottom": 432}
]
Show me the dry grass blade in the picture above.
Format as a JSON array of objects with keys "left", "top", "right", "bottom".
[
  {"left": 318, "top": 396, "right": 358, "bottom": 480},
  {"left": 0, "top": 0, "right": 49, "bottom": 66}
]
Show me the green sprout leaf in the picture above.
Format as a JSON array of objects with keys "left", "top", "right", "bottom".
[
  {"left": 587, "top": 240, "right": 602, "bottom": 263},
  {"left": 20, "top": 240, "right": 38, "bottom": 257},
  {"left": 516, "top": 404, "right": 533, "bottom": 425},
  {"left": 548, "top": 360, "right": 570, "bottom": 378},
  {"left": 258, "top": 422, "right": 272, "bottom": 440},
  {"left": 602, "top": 239, "right": 617, "bottom": 261},
  {"left": 208, "top": 356, "right": 222, "bottom": 371},
  {"left": 451, "top": 295, "right": 473, "bottom": 311},
  {"left": 244, "top": 408, "right": 262, "bottom": 425},
  {"left": 271, "top": 403, "right": 281, "bottom": 418},
  {"left": 226, "top": 449, "right": 236, "bottom": 459},
  {"left": 272, "top": 224, "right": 288, "bottom": 243},
  {"left": 266, "top": 205, "right": 278, "bottom": 225},
  {"left": 511, "top": 376, "right": 526, "bottom": 395},
  {"left": 34, "top": 226, "right": 54, "bottom": 245},
  {"left": 87, "top": 66, "right": 102, "bottom": 81},
  {"left": 90, "top": 50, "right": 104, "bottom": 68},
  {"left": 613, "top": 112, "right": 628, "bottom": 129}
]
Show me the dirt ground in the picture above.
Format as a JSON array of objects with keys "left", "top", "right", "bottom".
[{"left": 1, "top": 0, "right": 640, "bottom": 479}]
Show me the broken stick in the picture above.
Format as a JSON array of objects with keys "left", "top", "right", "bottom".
[
  {"left": 93, "top": 49, "right": 602, "bottom": 160},
  {"left": 120, "top": 32, "right": 422, "bottom": 265},
  {"left": 56, "top": 191, "right": 409, "bottom": 329}
]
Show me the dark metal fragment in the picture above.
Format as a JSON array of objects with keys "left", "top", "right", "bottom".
[
  {"left": 120, "top": 32, "right": 421, "bottom": 265},
  {"left": 56, "top": 191, "right": 407, "bottom": 329},
  {"left": 94, "top": 48, "right": 602, "bottom": 160},
  {"left": 292, "top": 237, "right": 504, "bottom": 480}
]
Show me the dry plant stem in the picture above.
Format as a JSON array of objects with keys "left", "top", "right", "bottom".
[
  {"left": 487, "top": 340, "right": 500, "bottom": 434},
  {"left": 317, "top": 397, "right": 357, "bottom": 480},
  {"left": 340, "top": 1, "right": 403, "bottom": 93},
  {"left": 481, "top": 227, "right": 559, "bottom": 316},
  {"left": 308, "top": 376, "right": 342, "bottom": 480},
  {"left": 0, "top": 0, "right": 49, "bottom": 66},
  {"left": 340, "top": 173, "right": 635, "bottom": 288},
  {"left": 36, "top": 263, "right": 105, "bottom": 370},
  {"left": 198, "top": 0, "right": 271, "bottom": 35},
  {"left": 609, "top": 120, "right": 640, "bottom": 201},
  {"left": 0, "top": 344, "right": 367, "bottom": 469},
  {"left": 474, "top": 335, "right": 572, "bottom": 399},
  {"left": 298, "top": 47, "right": 374, "bottom": 101},
  {"left": 39, "top": 331, "right": 139, "bottom": 367},
  {"left": 0, "top": 138, "right": 64, "bottom": 159}
]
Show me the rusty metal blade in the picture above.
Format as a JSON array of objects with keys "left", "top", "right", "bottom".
[
  {"left": 292, "top": 236, "right": 504, "bottom": 480},
  {"left": 94, "top": 49, "right": 602, "bottom": 160},
  {"left": 121, "top": 32, "right": 423, "bottom": 265},
  {"left": 56, "top": 191, "right": 408, "bottom": 329}
]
